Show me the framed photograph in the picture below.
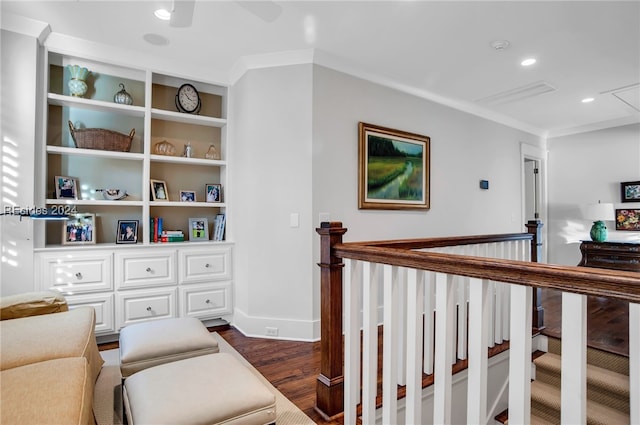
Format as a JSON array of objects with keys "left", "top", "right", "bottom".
[
  {"left": 615, "top": 209, "right": 640, "bottom": 231},
  {"left": 116, "top": 220, "right": 139, "bottom": 244},
  {"left": 358, "top": 122, "right": 430, "bottom": 210},
  {"left": 62, "top": 213, "right": 96, "bottom": 245},
  {"left": 150, "top": 179, "right": 169, "bottom": 201},
  {"left": 620, "top": 181, "right": 640, "bottom": 203},
  {"left": 180, "top": 190, "right": 196, "bottom": 202},
  {"left": 55, "top": 176, "right": 79, "bottom": 199},
  {"left": 188, "top": 217, "right": 209, "bottom": 241},
  {"left": 205, "top": 184, "right": 222, "bottom": 203}
]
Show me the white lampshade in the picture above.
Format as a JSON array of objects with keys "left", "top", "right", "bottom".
[{"left": 585, "top": 202, "right": 614, "bottom": 221}]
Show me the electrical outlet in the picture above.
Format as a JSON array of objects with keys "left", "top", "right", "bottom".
[{"left": 266, "top": 327, "right": 278, "bottom": 337}]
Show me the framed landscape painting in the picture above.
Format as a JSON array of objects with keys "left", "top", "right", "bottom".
[{"left": 358, "top": 122, "right": 430, "bottom": 210}]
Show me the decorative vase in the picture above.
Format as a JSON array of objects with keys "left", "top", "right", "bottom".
[
  {"left": 114, "top": 83, "right": 133, "bottom": 105},
  {"left": 590, "top": 220, "right": 608, "bottom": 242},
  {"left": 67, "top": 65, "right": 90, "bottom": 97}
]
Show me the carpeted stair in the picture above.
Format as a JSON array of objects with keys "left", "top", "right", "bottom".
[{"left": 499, "top": 337, "right": 630, "bottom": 424}]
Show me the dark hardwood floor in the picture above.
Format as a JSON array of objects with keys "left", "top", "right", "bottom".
[
  {"left": 99, "top": 289, "right": 628, "bottom": 425},
  {"left": 540, "top": 288, "right": 630, "bottom": 357}
]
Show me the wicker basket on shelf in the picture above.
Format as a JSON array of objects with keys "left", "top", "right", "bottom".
[{"left": 68, "top": 121, "right": 135, "bottom": 152}]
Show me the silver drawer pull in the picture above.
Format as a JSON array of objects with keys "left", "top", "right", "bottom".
[
  {"left": 205, "top": 263, "right": 211, "bottom": 268},
  {"left": 146, "top": 306, "right": 152, "bottom": 312},
  {"left": 146, "top": 267, "right": 152, "bottom": 273},
  {"left": 75, "top": 272, "right": 82, "bottom": 279}
]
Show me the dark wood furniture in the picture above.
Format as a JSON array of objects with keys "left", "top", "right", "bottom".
[{"left": 579, "top": 240, "right": 640, "bottom": 272}]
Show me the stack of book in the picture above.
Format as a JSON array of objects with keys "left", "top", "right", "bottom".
[
  {"left": 213, "top": 214, "right": 226, "bottom": 241},
  {"left": 150, "top": 217, "right": 184, "bottom": 243},
  {"left": 160, "top": 230, "right": 184, "bottom": 243}
]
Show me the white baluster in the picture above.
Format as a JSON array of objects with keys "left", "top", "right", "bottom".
[
  {"left": 344, "top": 259, "right": 361, "bottom": 425},
  {"left": 630, "top": 302, "right": 639, "bottom": 425},
  {"left": 397, "top": 267, "right": 407, "bottom": 386},
  {"left": 362, "top": 262, "right": 379, "bottom": 425},
  {"left": 561, "top": 292, "right": 587, "bottom": 424},
  {"left": 382, "top": 265, "right": 398, "bottom": 425},
  {"left": 406, "top": 268, "right": 424, "bottom": 425},
  {"left": 434, "top": 272, "right": 455, "bottom": 425},
  {"left": 508, "top": 284, "right": 532, "bottom": 424},
  {"left": 467, "top": 277, "right": 490, "bottom": 424},
  {"left": 424, "top": 271, "right": 435, "bottom": 375}
]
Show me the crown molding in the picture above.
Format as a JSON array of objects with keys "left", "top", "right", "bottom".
[
  {"left": 547, "top": 114, "right": 640, "bottom": 139},
  {"left": 1, "top": 12, "right": 51, "bottom": 45},
  {"left": 229, "top": 49, "right": 315, "bottom": 85},
  {"left": 230, "top": 48, "right": 546, "bottom": 138}
]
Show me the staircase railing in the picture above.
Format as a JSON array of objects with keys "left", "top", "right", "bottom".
[{"left": 315, "top": 221, "right": 640, "bottom": 424}]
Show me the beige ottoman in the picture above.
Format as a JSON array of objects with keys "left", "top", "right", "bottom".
[
  {"left": 119, "top": 317, "right": 219, "bottom": 378},
  {"left": 123, "top": 353, "right": 277, "bottom": 425}
]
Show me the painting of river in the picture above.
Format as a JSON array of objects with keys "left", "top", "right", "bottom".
[{"left": 359, "top": 122, "right": 430, "bottom": 210}]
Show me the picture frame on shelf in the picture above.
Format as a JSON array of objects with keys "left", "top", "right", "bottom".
[
  {"left": 205, "top": 184, "right": 222, "bottom": 203},
  {"left": 188, "top": 217, "right": 209, "bottom": 241},
  {"left": 615, "top": 209, "right": 640, "bottom": 231},
  {"left": 150, "top": 179, "right": 169, "bottom": 201},
  {"left": 55, "top": 176, "right": 79, "bottom": 199},
  {"left": 358, "top": 122, "right": 430, "bottom": 210},
  {"left": 180, "top": 190, "right": 196, "bottom": 202},
  {"left": 620, "top": 181, "right": 640, "bottom": 203},
  {"left": 116, "top": 220, "right": 139, "bottom": 244},
  {"left": 62, "top": 213, "right": 96, "bottom": 245}
]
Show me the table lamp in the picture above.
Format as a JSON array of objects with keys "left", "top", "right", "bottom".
[{"left": 585, "top": 201, "right": 614, "bottom": 242}]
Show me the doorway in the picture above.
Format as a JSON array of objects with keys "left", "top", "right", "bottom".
[{"left": 521, "top": 143, "right": 548, "bottom": 262}]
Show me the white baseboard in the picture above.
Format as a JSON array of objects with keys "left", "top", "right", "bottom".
[{"left": 232, "top": 307, "right": 320, "bottom": 342}]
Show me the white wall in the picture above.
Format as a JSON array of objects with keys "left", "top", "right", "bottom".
[
  {"left": 312, "top": 65, "right": 544, "bottom": 242},
  {"left": 547, "top": 123, "right": 640, "bottom": 266},
  {"left": 231, "top": 64, "right": 316, "bottom": 340},
  {"left": 0, "top": 29, "right": 39, "bottom": 294},
  {"left": 311, "top": 65, "right": 544, "bottom": 328}
]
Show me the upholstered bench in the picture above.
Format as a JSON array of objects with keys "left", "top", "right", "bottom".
[
  {"left": 119, "top": 317, "right": 219, "bottom": 378},
  {"left": 123, "top": 353, "right": 277, "bottom": 425}
]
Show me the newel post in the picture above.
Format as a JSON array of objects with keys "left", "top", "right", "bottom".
[
  {"left": 526, "top": 220, "right": 545, "bottom": 330},
  {"left": 315, "top": 221, "right": 347, "bottom": 419}
]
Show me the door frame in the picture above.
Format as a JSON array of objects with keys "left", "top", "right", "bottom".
[{"left": 521, "top": 143, "right": 548, "bottom": 263}]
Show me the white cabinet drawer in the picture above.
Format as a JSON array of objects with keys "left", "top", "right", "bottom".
[
  {"left": 38, "top": 251, "right": 112, "bottom": 294},
  {"left": 116, "top": 288, "right": 177, "bottom": 329},
  {"left": 115, "top": 251, "right": 176, "bottom": 289},
  {"left": 66, "top": 293, "right": 115, "bottom": 335},
  {"left": 179, "top": 247, "right": 232, "bottom": 284},
  {"left": 179, "top": 282, "right": 232, "bottom": 319}
]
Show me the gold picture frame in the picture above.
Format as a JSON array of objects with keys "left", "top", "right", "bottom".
[{"left": 358, "top": 122, "right": 430, "bottom": 210}]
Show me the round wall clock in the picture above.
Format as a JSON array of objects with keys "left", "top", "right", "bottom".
[{"left": 175, "top": 83, "right": 202, "bottom": 114}]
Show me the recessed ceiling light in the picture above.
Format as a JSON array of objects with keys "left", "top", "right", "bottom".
[
  {"left": 490, "top": 40, "right": 511, "bottom": 51},
  {"left": 143, "top": 33, "right": 170, "bottom": 46},
  {"left": 582, "top": 97, "right": 595, "bottom": 103},
  {"left": 521, "top": 58, "right": 537, "bottom": 67},
  {"left": 154, "top": 8, "right": 171, "bottom": 21}
]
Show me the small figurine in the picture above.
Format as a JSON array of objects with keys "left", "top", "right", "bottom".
[{"left": 184, "top": 142, "right": 193, "bottom": 158}]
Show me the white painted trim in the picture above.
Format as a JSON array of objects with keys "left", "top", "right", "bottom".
[
  {"left": 0, "top": 12, "right": 51, "bottom": 44},
  {"left": 521, "top": 142, "right": 549, "bottom": 263},
  {"left": 547, "top": 114, "right": 640, "bottom": 138},
  {"left": 231, "top": 307, "right": 319, "bottom": 342},
  {"left": 229, "top": 48, "right": 315, "bottom": 85}
]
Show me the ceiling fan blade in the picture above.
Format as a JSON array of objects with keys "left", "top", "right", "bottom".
[
  {"left": 236, "top": 1, "right": 282, "bottom": 23},
  {"left": 170, "top": 0, "right": 195, "bottom": 28}
]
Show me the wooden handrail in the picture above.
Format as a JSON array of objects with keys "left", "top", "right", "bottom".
[
  {"left": 333, "top": 243, "right": 640, "bottom": 303},
  {"left": 346, "top": 232, "right": 534, "bottom": 249}
]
